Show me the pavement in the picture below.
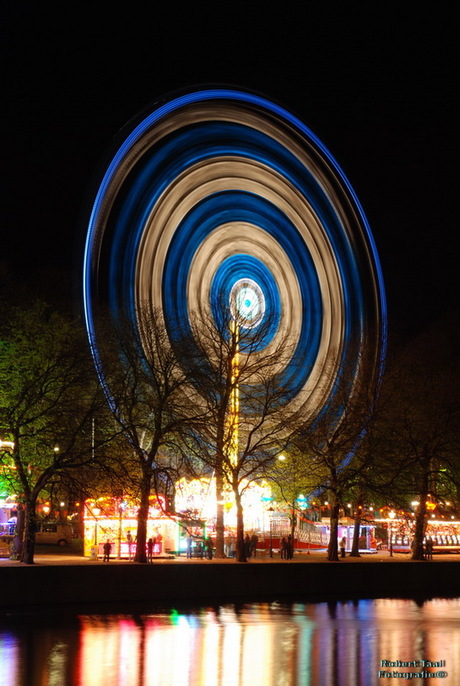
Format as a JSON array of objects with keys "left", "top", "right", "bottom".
[{"left": 2, "top": 548, "right": 460, "bottom": 565}]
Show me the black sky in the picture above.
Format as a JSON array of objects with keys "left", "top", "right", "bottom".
[{"left": 2, "top": 5, "right": 458, "bottom": 337}]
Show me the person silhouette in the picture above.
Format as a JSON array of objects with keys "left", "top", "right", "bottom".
[
  {"left": 103, "top": 540, "right": 112, "bottom": 562},
  {"left": 126, "top": 531, "right": 133, "bottom": 560},
  {"left": 281, "top": 537, "right": 288, "bottom": 559},
  {"left": 186, "top": 533, "right": 193, "bottom": 558},
  {"left": 147, "top": 537, "right": 154, "bottom": 562}
]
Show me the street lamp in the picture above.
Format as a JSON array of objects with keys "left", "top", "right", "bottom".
[
  {"left": 388, "top": 510, "right": 396, "bottom": 557},
  {"left": 268, "top": 506, "right": 274, "bottom": 557},
  {"left": 93, "top": 506, "right": 101, "bottom": 546},
  {"left": 117, "top": 500, "right": 126, "bottom": 559}
]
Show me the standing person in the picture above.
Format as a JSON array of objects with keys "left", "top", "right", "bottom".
[
  {"left": 287, "top": 534, "right": 294, "bottom": 560},
  {"left": 186, "top": 533, "right": 193, "bottom": 558},
  {"left": 244, "top": 533, "right": 251, "bottom": 558},
  {"left": 126, "top": 531, "right": 133, "bottom": 560},
  {"left": 103, "top": 540, "right": 112, "bottom": 562},
  {"left": 425, "top": 537, "right": 433, "bottom": 560},
  {"left": 251, "top": 533, "right": 259, "bottom": 557},
  {"left": 228, "top": 536, "right": 235, "bottom": 558},
  {"left": 205, "top": 536, "right": 213, "bottom": 560},
  {"left": 280, "top": 537, "right": 288, "bottom": 559},
  {"left": 224, "top": 534, "right": 231, "bottom": 558},
  {"left": 340, "top": 536, "right": 346, "bottom": 558},
  {"left": 147, "top": 537, "right": 154, "bottom": 562}
]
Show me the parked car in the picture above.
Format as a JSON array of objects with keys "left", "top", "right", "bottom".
[
  {"left": 35, "top": 522, "right": 73, "bottom": 546},
  {"left": 0, "top": 521, "right": 73, "bottom": 546}
]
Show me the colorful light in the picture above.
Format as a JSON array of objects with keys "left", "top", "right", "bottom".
[{"left": 83, "top": 88, "right": 386, "bottom": 460}]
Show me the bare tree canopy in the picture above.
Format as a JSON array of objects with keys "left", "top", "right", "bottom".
[
  {"left": 181, "top": 303, "right": 301, "bottom": 561},
  {"left": 92, "top": 305, "right": 207, "bottom": 562}
]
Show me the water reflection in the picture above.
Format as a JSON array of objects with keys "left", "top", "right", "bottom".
[{"left": 0, "top": 598, "right": 459, "bottom": 685}]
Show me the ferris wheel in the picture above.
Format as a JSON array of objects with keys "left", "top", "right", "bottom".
[{"left": 83, "top": 87, "right": 386, "bottom": 428}]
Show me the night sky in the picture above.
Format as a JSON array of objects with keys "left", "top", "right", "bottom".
[{"left": 2, "top": 5, "right": 457, "bottom": 338}]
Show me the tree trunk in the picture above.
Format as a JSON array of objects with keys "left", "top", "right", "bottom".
[
  {"left": 327, "top": 501, "right": 340, "bottom": 561},
  {"left": 290, "top": 505, "right": 296, "bottom": 547},
  {"left": 135, "top": 472, "right": 150, "bottom": 563},
  {"left": 349, "top": 505, "right": 361, "bottom": 557},
  {"left": 412, "top": 472, "right": 429, "bottom": 560},
  {"left": 214, "top": 464, "right": 225, "bottom": 558},
  {"left": 20, "top": 500, "right": 38, "bottom": 564},
  {"left": 12, "top": 505, "right": 25, "bottom": 561},
  {"left": 234, "top": 488, "right": 247, "bottom": 562}
]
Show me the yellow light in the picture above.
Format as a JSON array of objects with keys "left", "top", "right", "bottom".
[
  {"left": 228, "top": 319, "right": 239, "bottom": 467},
  {"left": 277, "top": 455, "right": 286, "bottom": 461}
]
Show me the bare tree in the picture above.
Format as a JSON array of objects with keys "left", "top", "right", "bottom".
[
  {"left": 380, "top": 318, "right": 460, "bottom": 560},
  {"left": 94, "top": 306, "right": 205, "bottom": 563},
  {"left": 182, "top": 304, "right": 298, "bottom": 561},
  {"left": 289, "top": 353, "right": 383, "bottom": 561}
]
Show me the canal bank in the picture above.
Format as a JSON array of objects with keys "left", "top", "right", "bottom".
[{"left": 1, "top": 557, "right": 460, "bottom": 609}]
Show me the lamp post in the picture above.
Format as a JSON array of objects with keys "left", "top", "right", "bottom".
[
  {"left": 268, "top": 506, "right": 274, "bottom": 557},
  {"left": 388, "top": 510, "right": 395, "bottom": 557},
  {"left": 118, "top": 502, "right": 123, "bottom": 560},
  {"left": 93, "top": 507, "right": 101, "bottom": 546}
]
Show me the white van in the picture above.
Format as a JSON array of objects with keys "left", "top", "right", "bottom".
[{"left": 35, "top": 522, "right": 73, "bottom": 546}]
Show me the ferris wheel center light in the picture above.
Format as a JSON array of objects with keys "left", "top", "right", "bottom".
[{"left": 230, "top": 279, "right": 265, "bottom": 327}]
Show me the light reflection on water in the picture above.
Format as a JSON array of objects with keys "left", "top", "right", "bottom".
[{"left": 0, "top": 597, "right": 459, "bottom": 685}]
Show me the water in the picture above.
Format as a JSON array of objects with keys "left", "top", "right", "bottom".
[{"left": 0, "top": 597, "right": 458, "bottom": 685}]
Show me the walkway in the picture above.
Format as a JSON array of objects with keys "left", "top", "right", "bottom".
[{"left": 2, "top": 549, "right": 459, "bottom": 566}]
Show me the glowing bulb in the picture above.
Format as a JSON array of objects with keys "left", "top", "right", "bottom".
[{"left": 229, "top": 279, "right": 265, "bottom": 327}]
